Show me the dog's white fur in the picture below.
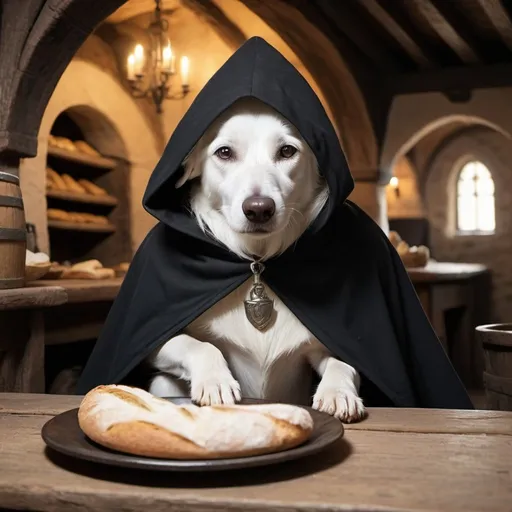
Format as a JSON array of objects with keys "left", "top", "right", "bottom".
[{"left": 148, "top": 99, "right": 365, "bottom": 422}]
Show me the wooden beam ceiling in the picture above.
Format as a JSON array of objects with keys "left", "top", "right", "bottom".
[
  {"left": 476, "top": 0, "right": 512, "bottom": 52},
  {"left": 315, "top": 0, "right": 404, "bottom": 72},
  {"left": 388, "top": 61, "right": 512, "bottom": 95},
  {"left": 413, "top": 0, "right": 482, "bottom": 64},
  {"left": 355, "top": 0, "right": 435, "bottom": 69}
]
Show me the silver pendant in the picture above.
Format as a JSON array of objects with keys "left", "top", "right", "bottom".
[{"left": 244, "top": 261, "right": 274, "bottom": 331}]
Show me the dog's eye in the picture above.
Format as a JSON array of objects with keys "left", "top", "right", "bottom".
[
  {"left": 215, "top": 146, "right": 233, "bottom": 160},
  {"left": 279, "top": 145, "right": 297, "bottom": 159}
]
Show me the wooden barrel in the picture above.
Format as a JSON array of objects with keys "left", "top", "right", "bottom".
[
  {"left": 476, "top": 323, "right": 512, "bottom": 411},
  {"left": 0, "top": 169, "right": 26, "bottom": 289}
]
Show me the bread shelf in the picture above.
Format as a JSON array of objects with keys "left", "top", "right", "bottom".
[
  {"left": 47, "top": 146, "right": 117, "bottom": 170},
  {"left": 46, "top": 189, "right": 118, "bottom": 207},
  {"left": 47, "top": 220, "right": 116, "bottom": 234}
]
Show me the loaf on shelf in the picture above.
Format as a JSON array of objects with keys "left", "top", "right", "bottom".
[
  {"left": 48, "top": 134, "right": 77, "bottom": 152},
  {"left": 74, "top": 140, "right": 100, "bottom": 157},
  {"left": 388, "top": 230, "right": 430, "bottom": 268},
  {"left": 49, "top": 134, "right": 102, "bottom": 158},
  {"left": 60, "top": 259, "right": 116, "bottom": 280},
  {"left": 78, "top": 179, "right": 108, "bottom": 196},
  {"left": 46, "top": 167, "right": 108, "bottom": 197},
  {"left": 47, "top": 208, "right": 110, "bottom": 225},
  {"left": 46, "top": 167, "right": 67, "bottom": 190},
  {"left": 112, "top": 261, "right": 130, "bottom": 277}
]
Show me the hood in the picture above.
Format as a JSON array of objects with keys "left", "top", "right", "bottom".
[{"left": 143, "top": 36, "right": 354, "bottom": 234}]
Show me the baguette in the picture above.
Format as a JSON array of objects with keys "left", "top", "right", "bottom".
[
  {"left": 78, "top": 385, "right": 314, "bottom": 460},
  {"left": 46, "top": 168, "right": 67, "bottom": 191},
  {"left": 78, "top": 179, "right": 108, "bottom": 196},
  {"left": 47, "top": 208, "right": 70, "bottom": 221},
  {"left": 74, "top": 140, "right": 100, "bottom": 157},
  {"left": 61, "top": 267, "right": 115, "bottom": 280},
  {"left": 61, "top": 174, "right": 87, "bottom": 194}
]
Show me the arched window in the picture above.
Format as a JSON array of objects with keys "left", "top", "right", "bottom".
[{"left": 456, "top": 161, "right": 495, "bottom": 233}]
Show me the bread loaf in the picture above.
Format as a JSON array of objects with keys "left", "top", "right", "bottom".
[
  {"left": 74, "top": 140, "right": 100, "bottom": 157},
  {"left": 78, "top": 179, "right": 107, "bottom": 196},
  {"left": 78, "top": 385, "right": 314, "bottom": 460},
  {"left": 46, "top": 168, "right": 67, "bottom": 191},
  {"left": 47, "top": 208, "right": 70, "bottom": 221},
  {"left": 61, "top": 259, "right": 115, "bottom": 280},
  {"left": 61, "top": 174, "right": 87, "bottom": 194}
]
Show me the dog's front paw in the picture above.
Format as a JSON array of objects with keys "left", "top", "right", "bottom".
[
  {"left": 191, "top": 375, "right": 242, "bottom": 406},
  {"left": 312, "top": 387, "right": 366, "bottom": 423}
]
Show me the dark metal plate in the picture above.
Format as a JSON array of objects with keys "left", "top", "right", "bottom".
[{"left": 41, "top": 397, "right": 344, "bottom": 472}]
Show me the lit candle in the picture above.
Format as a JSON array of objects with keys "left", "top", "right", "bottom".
[
  {"left": 181, "top": 56, "right": 189, "bottom": 87},
  {"left": 162, "top": 43, "right": 172, "bottom": 73},
  {"left": 134, "top": 44, "right": 145, "bottom": 75},
  {"left": 127, "top": 53, "right": 136, "bottom": 81},
  {"left": 171, "top": 51, "right": 176, "bottom": 74},
  {"left": 389, "top": 176, "right": 400, "bottom": 198}
]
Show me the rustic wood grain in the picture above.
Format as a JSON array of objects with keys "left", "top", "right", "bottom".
[
  {"left": 0, "top": 285, "right": 67, "bottom": 311},
  {"left": 1, "top": 394, "right": 511, "bottom": 436},
  {"left": 34, "top": 278, "right": 122, "bottom": 303},
  {"left": 0, "top": 312, "right": 45, "bottom": 392},
  {"left": 0, "top": 409, "right": 511, "bottom": 512}
]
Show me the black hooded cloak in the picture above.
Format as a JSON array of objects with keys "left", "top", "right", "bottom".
[{"left": 77, "top": 37, "right": 473, "bottom": 409}]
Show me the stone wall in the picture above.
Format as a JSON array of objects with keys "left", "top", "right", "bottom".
[
  {"left": 424, "top": 127, "right": 512, "bottom": 323},
  {"left": 387, "top": 156, "right": 425, "bottom": 219}
]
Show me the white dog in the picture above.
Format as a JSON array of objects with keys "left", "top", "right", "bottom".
[{"left": 147, "top": 98, "right": 366, "bottom": 422}]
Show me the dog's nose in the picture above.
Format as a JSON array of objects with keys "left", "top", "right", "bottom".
[{"left": 242, "top": 196, "right": 276, "bottom": 223}]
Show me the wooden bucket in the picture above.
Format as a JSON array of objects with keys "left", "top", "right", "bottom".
[
  {"left": 0, "top": 169, "right": 26, "bottom": 289},
  {"left": 476, "top": 323, "right": 512, "bottom": 411}
]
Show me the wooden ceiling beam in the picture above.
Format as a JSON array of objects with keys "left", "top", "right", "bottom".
[
  {"left": 387, "top": 62, "right": 512, "bottom": 95},
  {"left": 415, "top": 0, "right": 482, "bottom": 64},
  {"left": 355, "top": 0, "right": 435, "bottom": 69},
  {"left": 315, "top": 0, "right": 404, "bottom": 72},
  {"left": 476, "top": 0, "right": 512, "bottom": 52}
]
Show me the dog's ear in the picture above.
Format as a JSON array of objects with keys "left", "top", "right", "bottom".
[{"left": 175, "top": 149, "right": 202, "bottom": 188}]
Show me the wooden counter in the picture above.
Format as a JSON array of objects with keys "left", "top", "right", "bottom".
[
  {"left": 0, "top": 262, "right": 490, "bottom": 394},
  {"left": 0, "top": 393, "right": 511, "bottom": 512},
  {"left": 32, "top": 278, "right": 123, "bottom": 303},
  {"left": 407, "top": 261, "right": 488, "bottom": 283},
  {"left": 409, "top": 262, "right": 490, "bottom": 390},
  {"left": 0, "top": 280, "right": 123, "bottom": 393}
]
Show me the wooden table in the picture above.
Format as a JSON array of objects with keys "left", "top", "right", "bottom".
[
  {"left": 0, "top": 263, "right": 491, "bottom": 394},
  {"left": 0, "top": 280, "right": 122, "bottom": 393},
  {"left": 409, "top": 262, "right": 490, "bottom": 390},
  {"left": 0, "top": 393, "right": 511, "bottom": 512}
]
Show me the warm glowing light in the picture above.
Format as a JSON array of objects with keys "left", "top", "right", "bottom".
[
  {"left": 181, "top": 56, "right": 189, "bottom": 86},
  {"left": 127, "top": 54, "right": 136, "bottom": 81},
  {"left": 390, "top": 176, "right": 399, "bottom": 188},
  {"left": 134, "top": 44, "right": 145, "bottom": 74},
  {"left": 162, "top": 43, "right": 172, "bottom": 72}
]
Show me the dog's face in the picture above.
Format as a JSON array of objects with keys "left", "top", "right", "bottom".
[{"left": 178, "top": 99, "right": 325, "bottom": 240}]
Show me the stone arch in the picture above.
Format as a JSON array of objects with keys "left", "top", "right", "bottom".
[
  {"left": 423, "top": 126, "right": 512, "bottom": 323},
  {"left": 4, "top": 0, "right": 127, "bottom": 157},
  {"left": 21, "top": 59, "right": 160, "bottom": 253},
  {"left": 6, "top": 0, "right": 378, "bottom": 175},
  {"left": 381, "top": 89, "right": 512, "bottom": 180}
]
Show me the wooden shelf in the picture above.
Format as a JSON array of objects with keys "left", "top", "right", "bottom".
[
  {"left": 46, "top": 189, "right": 118, "bottom": 207},
  {"left": 47, "top": 220, "right": 116, "bottom": 233},
  {"left": 47, "top": 146, "right": 117, "bottom": 170}
]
